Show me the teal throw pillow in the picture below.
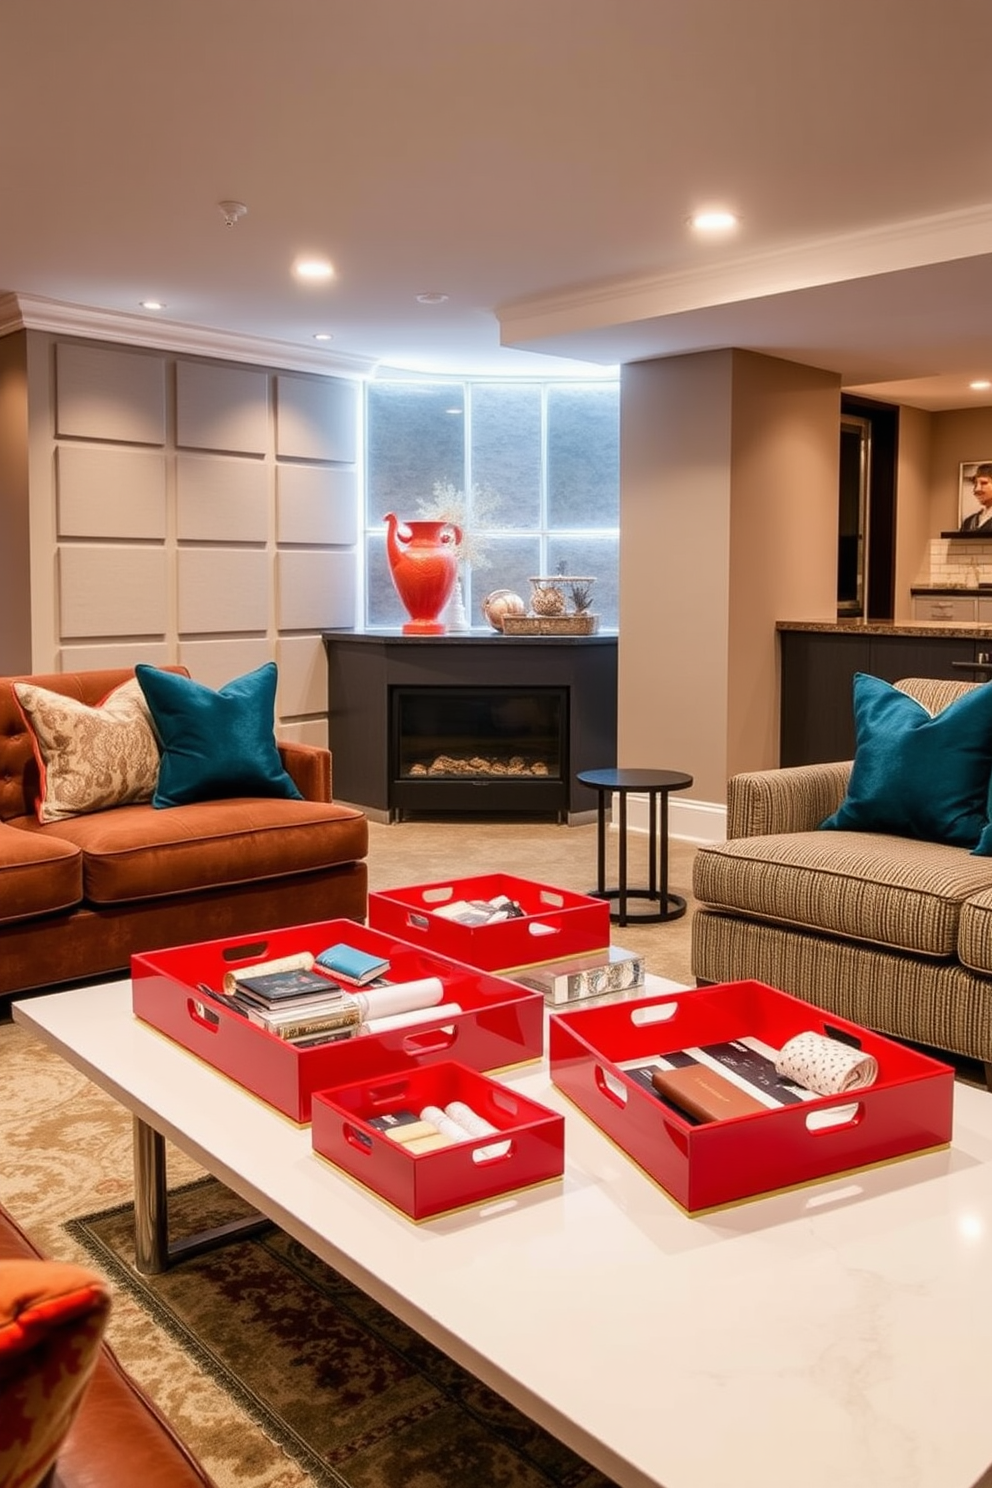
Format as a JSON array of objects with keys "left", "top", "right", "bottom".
[
  {"left": 819, "top": 672, "right": 992, "bottom": 852},
  {"left": 135, "top": 663, "right": 302, "bottom": 809}
]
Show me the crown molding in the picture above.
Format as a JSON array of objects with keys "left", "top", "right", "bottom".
[
  {"left": 497, "top": 201, "right": 992, "bottom": 345},
  {"left": 0, "top": 292, "right": 377, "bottom": 378}
]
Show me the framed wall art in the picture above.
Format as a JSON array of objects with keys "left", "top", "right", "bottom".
[{"left": 958, "top": 460, "right": 992, "bottom": 531}]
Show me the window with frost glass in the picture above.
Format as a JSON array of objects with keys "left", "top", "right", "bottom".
[{"left": 365, "top": 379, "right": 619, "bottom": 628}]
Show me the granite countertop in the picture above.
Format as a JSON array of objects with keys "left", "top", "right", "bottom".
[{"left": 776, "top": 618, "right": 992, "bottom": 637}]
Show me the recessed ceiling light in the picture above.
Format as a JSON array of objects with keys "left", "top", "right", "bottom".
[
  {"left": 689, "top": 210, "right": 739, "bottom": 232},
  {"left": 417, "top": 291, "right": 449, "bottom": 304},
  {"left": 139, "top": 299, "right": 166, "bottom": 310},
  {"left": 971, "top": 380, "right": 991, "bottom": 390},
  {"left": 294, "top": 258, "right": 334, "bottom": 281},
  {"left": 313, "top": 333, "right": 333, "bottom": 342},
  {"left": 445, "top": 407, "right": 462, "bottom": 415}
]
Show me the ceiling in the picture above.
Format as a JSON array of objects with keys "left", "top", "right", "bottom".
[{"left": 4, "top": 0, "right": 992, "bottom": 407}]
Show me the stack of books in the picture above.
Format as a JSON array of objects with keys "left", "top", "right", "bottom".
[
  {"left": 218, "top": 966, "right": 366, "bottom": 1043},
  {"left": 199, "top": 944, "right": 458, "bottom": 1047}
]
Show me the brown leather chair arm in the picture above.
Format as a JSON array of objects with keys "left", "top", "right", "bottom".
[
  {"left": 0, "top": 1201, "right": 217, "bottom": 1488},
  {"left": 52, "top": 1341, "right": 218, "bottom": 1488},
  {"left": 278, "top": 741, "right": 332, "bottom": 802}
]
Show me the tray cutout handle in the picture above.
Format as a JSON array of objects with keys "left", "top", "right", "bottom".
[
  {"left": 595, "top": 1064, "right": 629, "bottom": 1108},
  {"left": 187, "top": 997, "right": 220, "bottom": 1033},
  {"left": 364, "top": 1077, "right": 415, "bottom": 1108},
  {"left": 420, "top": 885, "right": 456, "bottom": 905},
  {"left": 527, "top": 921, "right": 559, "bottom": 940},
  {"left": 220, "top": 938, "right": 270, "bottom": 965},
  {"left": 805, "top": 1102, "right": 863, "bottom": 1134},
  {"left": 471, "top": 1139, "right": 514, "bottom": 1164},
  {"left": 630, "top": 1001, "right": 679, "bottom": 1027},
  {"left": 489, "top": 1087, "right": 523, "bottom": 1120},
  {"left": 536, "top": 889, "right": 566, "bottom": 909},
  {"left": 343, "top": 1122, "right": 374, "bottom": 1155},
  {"left": 404, "top": 911, "right": 431, "bottom": 932},
  {"left": 401, "top": 1023, "right": 458, "bottom": 1055}
]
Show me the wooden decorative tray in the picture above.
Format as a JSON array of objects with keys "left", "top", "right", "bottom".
[{"left": 500, "top": 614, "right": 599, "bottom": 635}]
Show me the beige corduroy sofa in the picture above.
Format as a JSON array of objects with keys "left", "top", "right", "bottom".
[{"left": 691, "top": 677, "right": 992, "bottom": 1075}]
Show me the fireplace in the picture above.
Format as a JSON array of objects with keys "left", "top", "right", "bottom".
[
  {"left": 392, "top": 686, "right": 568, "bottom": 818},
  {"left": 322, "top": 631, "right": 617, "bottom": 823}
]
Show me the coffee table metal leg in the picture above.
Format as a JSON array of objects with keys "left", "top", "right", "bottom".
[
  {"left": 132, "top": 1114, "right": 273, "bottom": 1275},
  {"left": 648, "top": 789, "right": 658, "bottom": 900},
  {"left": 134, "top": 1116, "right": 169, "bottom": 1274}
]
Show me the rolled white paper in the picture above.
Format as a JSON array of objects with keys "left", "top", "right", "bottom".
[
  {"left": 775, "top": 1031, "right": 878, "bottom": 1095},
  {"left": 357, "top": 977, "right": 444, "bottom": 1021},
  {"left": 361, "top": 1001, "right": 462, "bottom": 1036}
]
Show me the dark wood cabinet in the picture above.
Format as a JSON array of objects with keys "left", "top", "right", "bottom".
[
  {"left": 322, "top": 630, "right": 617, "bottom": 822},
  {"left": 779, "top": 627, "right": 982, "bottom": 765}
]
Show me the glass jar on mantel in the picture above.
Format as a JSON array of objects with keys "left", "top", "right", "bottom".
[{"left": 498, "top": 576, "right": 599, "bottom": 635}]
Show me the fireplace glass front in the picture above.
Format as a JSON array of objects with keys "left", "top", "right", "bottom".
[{"left": 391, "top": 686, "right": 568, "bottom": 818}]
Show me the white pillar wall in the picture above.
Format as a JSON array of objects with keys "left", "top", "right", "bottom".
[{"left": 19, "top": 334, "right": 361, "bottom": 746}]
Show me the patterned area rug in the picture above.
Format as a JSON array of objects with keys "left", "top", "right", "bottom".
[{"left": 66, "top": 1177, "right": 617, "bottom": 1488}]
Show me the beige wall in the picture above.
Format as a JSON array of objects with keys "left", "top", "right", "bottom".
[
  {"left": 0, "top": 332, "right": 32, "bottom": 673},
  {"left": 619, "top": 351, "right": 733, "bottom": 808},
  {"left": 728, "top": 352, "right": 840, "bottom": 776},
  {"left": 928, "top": 407, "right": 992, "bottom": 530},
  {"left": 620, "top": 350, "right": 839, "bottom": 807}
]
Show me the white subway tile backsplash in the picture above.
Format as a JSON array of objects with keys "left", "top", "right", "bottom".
[{"left": 918, "top": 536, "right": 992, "bottom": 587}]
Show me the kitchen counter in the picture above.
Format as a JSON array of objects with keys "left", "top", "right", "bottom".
[
  {"left": 777, "top": 617, "right": 992, "bottom": 638},
  {"left": 777, "top": 621, "right": 992, "bottom": 764}
]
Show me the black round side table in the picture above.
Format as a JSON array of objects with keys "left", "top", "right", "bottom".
[{"left": 576, "top": 768, "right": 693, "bottom": 927}]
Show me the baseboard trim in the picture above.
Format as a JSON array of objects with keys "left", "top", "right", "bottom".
[
  {"left": 352, "top": 797, "right": 726, "bottom": 839},
  {"left": 618, "top": 793, "right": 727, "bottom": 846}
]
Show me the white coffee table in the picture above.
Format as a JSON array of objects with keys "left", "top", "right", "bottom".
[{"left": 13, "top": 978, "right": 992, "bottom": 1488}]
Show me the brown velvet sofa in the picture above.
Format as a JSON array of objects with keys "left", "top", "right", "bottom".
[
  {"left": 0, "top": 667, "right": 369, "bottom": 1002},
  {"left": 0, "top": 1196, "right": 217, "bottom": 1488}
]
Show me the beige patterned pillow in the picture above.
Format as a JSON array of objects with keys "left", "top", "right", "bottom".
[{"left": 14, "top": 678, "right": 161, "bottom": 823}]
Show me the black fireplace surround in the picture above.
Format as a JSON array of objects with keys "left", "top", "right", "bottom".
[{"left": 322, "top": 631, "right": 618, "bottom": 822}]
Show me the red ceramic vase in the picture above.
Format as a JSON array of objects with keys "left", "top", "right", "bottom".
[{"left": 384, "top": 513, "right": 462, "bottom": 634}]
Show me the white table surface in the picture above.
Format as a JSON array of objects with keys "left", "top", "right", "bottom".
[{"left": 13, "top": 977, "right": 992, "bottom": 1488}]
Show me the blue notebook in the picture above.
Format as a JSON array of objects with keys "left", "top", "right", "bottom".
[{"left": 314, "top": 942, "right": 391, "bottom": 985}]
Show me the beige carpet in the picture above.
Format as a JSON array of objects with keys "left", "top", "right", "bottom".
[
  {"left": 0, "top": 818, "right": 698, "bottom": 1488},
  {"left": 364, "top": 818, "right": 699, "bottom": 988}
]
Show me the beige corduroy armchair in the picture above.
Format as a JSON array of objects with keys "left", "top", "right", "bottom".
[{"left": 691, "top": 677, "right": 992, "bottom": 1076}]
